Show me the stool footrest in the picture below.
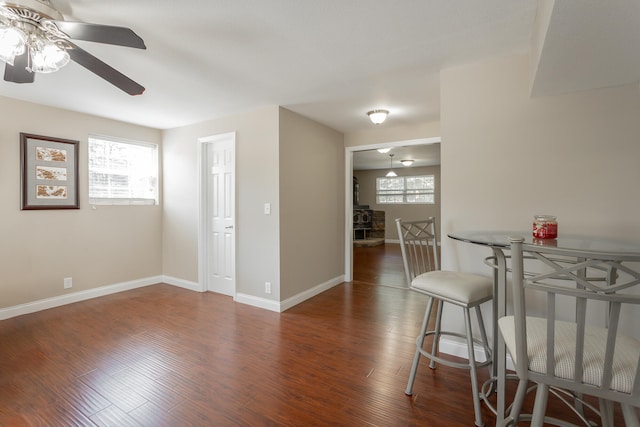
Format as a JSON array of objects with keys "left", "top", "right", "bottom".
[{"left": 417, "top": 330, "right": 492, "bottom": 370}]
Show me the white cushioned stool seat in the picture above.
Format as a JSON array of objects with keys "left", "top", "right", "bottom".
[
  {"left": 412, "top": 271, "right": 493, "bottom": 305},
  {"left": 499, "top": 316, "right": 640, "bottom": 394}
]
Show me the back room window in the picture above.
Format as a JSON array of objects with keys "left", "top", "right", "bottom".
[{"left": 376, "top": 175, "right": 435, "bottom": 204}]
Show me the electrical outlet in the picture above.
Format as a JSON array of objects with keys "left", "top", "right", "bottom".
[
  {"left": 63, "top": 277, "right": 72, "bottom": 289},
  {"left": 265, "top": 282, "right": 271, "bottom": 294}
]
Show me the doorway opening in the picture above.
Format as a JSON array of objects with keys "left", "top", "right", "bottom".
[{"left": 344, "top": 137, "right": 441, "bottom": 286}]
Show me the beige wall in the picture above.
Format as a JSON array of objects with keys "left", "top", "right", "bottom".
[
  {"left": 353, "top": 165, "right": 441, "bottom": 240},
  {"left": 162, "top": 107, "right": 281, "bottom": 300},
  {"left": 163, "top": 106, "right": 345, "bottom": 305},
  {"left": 440, "top": 54, "right": 640, "bottom": 336},
  {"left": 3, "top": 101, "right": 345, "bottom": 312},
  {"left": 279, "top": 108, "right": 345, "bottom": 300},
  {"left": 0, "top": 96, "right": 162, "bottom": 309}
]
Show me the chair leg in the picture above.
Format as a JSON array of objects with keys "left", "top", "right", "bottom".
[
  {"left": 621, "top": 403, "right": 640, "bottom": 427},
  {"left": 505, "top": 379, "right": 528, "bottom": 426},
  {"left": 464, "top": 307, "right": 484, "bottom": 427},
  {"left": 474, "top": 305, "right": 491, "bottom": 364},
  {"left": 530, "top": 383, "right": 549, "bottom": 427},
  {"left": 429, "top": 299, "right": 444, "bottom": 369},
  {"left": 405, "top": 297, "right": 435, "bottom": 395},
  {"left": 599, "top": 398, "right": 614, "bottom": 427}
]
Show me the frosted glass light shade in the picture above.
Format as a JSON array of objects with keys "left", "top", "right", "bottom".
[
  {"left": 30, "top": 42, "right": 69, "bottom": 73},
  {"left": 367, "top": 109, "right": 389, "bottom": 124},
  {"left": 0, "top": 26, "right": 26, "bottom": 65}
]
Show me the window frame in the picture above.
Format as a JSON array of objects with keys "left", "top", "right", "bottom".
[
  {"left": 376, "top": 174, "right": 435, "bottom": 205},
  {"left": 88, "top": 135, "right": 159, "bottom": 206}
]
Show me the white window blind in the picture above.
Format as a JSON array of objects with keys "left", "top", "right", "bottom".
[
  {"left": 88, "top": 136, "right": 158, "bottom": 205},
  {"left": 376, "top": 175, "right": 435, "bottom": 204}
]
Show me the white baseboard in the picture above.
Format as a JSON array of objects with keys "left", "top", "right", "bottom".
[
  {"left": 0, "top": 275, "right": 344, "bottom": 319},
  {"left": 162, "top": 275, "right": 202, "bottom": 292},
  {"left": 279, "top": 275, "right": 344, "bottom": 312},
  {"left": 235, "top": 275, "right": 345, "bottom": 313},
  {"left": 234, "top": 293, "right": 281, "bottom": 312},
  {"left": 439, "top": 336, "right": 514, "bottom": 370},
  {"left": 0, "top": 276, "right": 163, "bottom": 321},
  {"left": 439, "top": 336, "right": 490, "bottom": 363}
]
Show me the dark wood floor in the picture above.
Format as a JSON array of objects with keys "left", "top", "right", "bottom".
[
  {"left": 353, "top": 242, "right": 408, "bottom": 288},
  {"left": 0, "top": 244, "right": 629, "bottom": 426}
]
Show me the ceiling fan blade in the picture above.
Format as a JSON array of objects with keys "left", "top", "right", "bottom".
[
  {"left": 68, "top": 43, "right": 145, "bottom": 95},
  {"left": 4, "top": 48, "right": 35, "bottom": 84},
  {"left": 52, "top": 21, "right": 146, "bottom": 49}
]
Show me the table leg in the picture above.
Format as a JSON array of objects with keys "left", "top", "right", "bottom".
[{"left": 493, "top": 248, "right": 508, "bottom": 426}]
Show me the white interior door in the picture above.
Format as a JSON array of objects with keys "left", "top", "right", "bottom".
[{"left": 206, "top": 137, "right": 235, "bottom": 296}]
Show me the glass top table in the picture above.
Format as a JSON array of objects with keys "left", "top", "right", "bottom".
[{"left": 448, "top": 230, "right": 640, "bottom": 254}]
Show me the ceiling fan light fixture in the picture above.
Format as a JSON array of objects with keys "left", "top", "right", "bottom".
[
  {"left": 377, "top": 148, "right": 391, "bottom": 154},
  {"left": 367, "top": 109, "right": 389, "bottom": 125},
  {"left": 400, "top": 159, "right": 414, "bottom": 166},
  {"left": 0, "top": 25, "right": 26, "bottom": 65},
  {"left": 0, "top": 0, "right": 146, "bottom": 94},
  {"left": 30, "top": 41, "right": 69, "bottom": 73}
]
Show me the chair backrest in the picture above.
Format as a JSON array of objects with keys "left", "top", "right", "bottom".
[
  {"left": 395, "top": 218, "right": 439, "bottom": 287},
  {"left": 509, "top": 236, "right": 640, "bottom": 406}
]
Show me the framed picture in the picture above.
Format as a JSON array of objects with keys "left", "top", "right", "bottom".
[{"left": 20, "top": 133, "right": 80, "bottom": 210}]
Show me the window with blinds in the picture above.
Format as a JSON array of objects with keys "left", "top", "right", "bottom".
[{"left": 88, "top": 136, "right": 158, "bottom": 205}]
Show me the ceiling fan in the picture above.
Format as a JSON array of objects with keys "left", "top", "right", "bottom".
[{"left": 0, "top": 0, "right": 146, "bottom": 95}]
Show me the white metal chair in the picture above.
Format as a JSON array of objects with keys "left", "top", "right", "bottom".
[
  {"left": 397, "top": 218, "right": 493, "bottom": 427},
  {"left": 499, "top": 236, "right": 640, "bottom": 427}
]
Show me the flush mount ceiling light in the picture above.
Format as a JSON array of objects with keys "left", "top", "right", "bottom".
[
  {"left": 377, "top": 148, "right": 391, "bottom": 154},
  {"left": 401, "top": 159, "right": 414, "bottom": 166},
  {"left": 367, "top": 109, "right": 389, "bottom": 125},
  {"left": 0, "top": 0, "right": 146, "bottom": 94},
  {"left": 385, "top": 153, "right": 397, "bottom": 177}
]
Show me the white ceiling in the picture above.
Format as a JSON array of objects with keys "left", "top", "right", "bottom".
[
  {"left": 353, "top": 144, "right": 440, "bottom": 171},
  {"left": 0, "top": 0, "right": 537, "bottom": 131},
  {"left": 0, "top": 1, "right": 637, "bottom": 134}
]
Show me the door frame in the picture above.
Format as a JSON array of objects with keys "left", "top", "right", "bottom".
[
  {"left": 198, "top": 131, "right": 237, "bottom": 294},
  {"left": 344, "top": 136, "right": 441, "bottom": 282}
]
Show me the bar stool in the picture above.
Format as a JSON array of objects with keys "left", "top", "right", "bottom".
[
  {"left": 499, "top": 237, "right": 640, "bottom": 427},
  {"left": 396, "top": 218, "right": 493, "bottom": 427}
]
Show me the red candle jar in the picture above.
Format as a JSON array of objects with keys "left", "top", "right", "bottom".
[{"left": 533, "top": 215, "right": 558, "bottom": 239}]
